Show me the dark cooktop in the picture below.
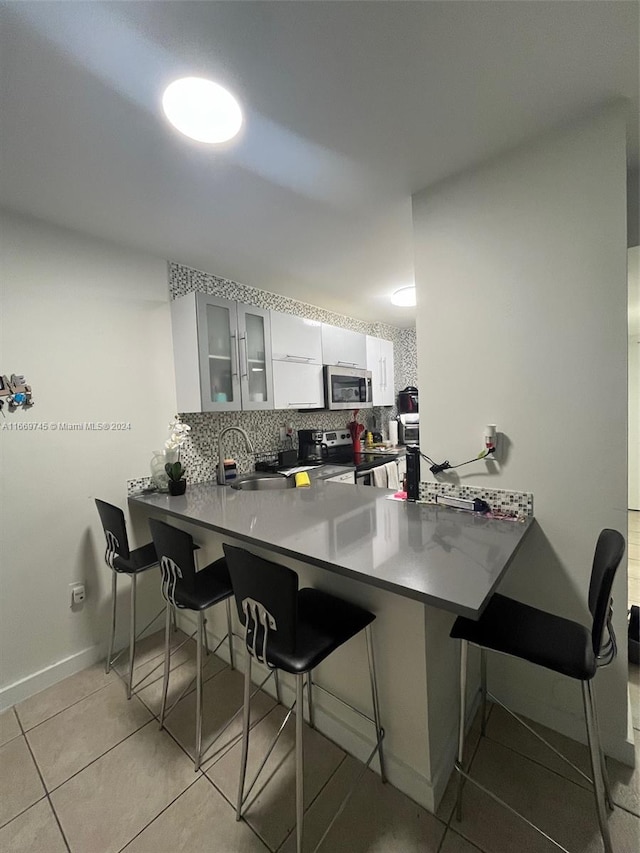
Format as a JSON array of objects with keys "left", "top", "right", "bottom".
[
  {"left": 324, "top": 448, "right": 405, "bottom": 474},
  {"left": 257, "top": 449, "right": 405, "bottom": 475}
]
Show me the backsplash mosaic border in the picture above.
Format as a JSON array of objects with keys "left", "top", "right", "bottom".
[
  {"left": 418, "top": 481, "right": 534, "bottom": 517},
  {"left": 127, "top": 476, "right": 154, "bottom": 496}
]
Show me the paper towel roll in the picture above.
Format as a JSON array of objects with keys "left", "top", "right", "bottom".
[{"left": 388, "top": 420, "right": 398, "bottom": 446}]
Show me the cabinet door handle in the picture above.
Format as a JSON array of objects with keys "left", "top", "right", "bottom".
[
  {"left": 288, "top": 402, "right": 314, "bottom": 407},
  {"left": 382, "top": 356, "right": 387, "bottom": 390},
  {"left": 230, "top": 332, "right": 239, "bottom": 378},
  {"left": 239, "top": 334, "right": 249, "bottom": 377},
  {"left": 379, "top": 356, "right": 384, "bottom": 390},
  {"left": 337, "top": 360, "right": 357, "bottom": 366},
  {"left": 284, "top": 354, "right": 312, "bottom": 362}
]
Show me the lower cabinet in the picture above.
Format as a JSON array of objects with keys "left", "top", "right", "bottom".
[{"left": 325, "top": 471, "right": 356, "bottom": 484}]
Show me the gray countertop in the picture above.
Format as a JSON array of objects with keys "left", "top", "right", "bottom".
[{"left": 129, "top": 481, "right": 533, "bottom": 619}]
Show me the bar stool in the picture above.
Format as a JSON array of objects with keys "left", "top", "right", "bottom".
[
  {"left": 223, "top": 543, "right": 386, "bottom": 853},
  {"left": 96, "top": 499, "right": 166, "bottom": 699},
  {"left": 149, "top": 519, "right": 235, "bottom": 771},
  {"left": 450, "top": 528, "right": 625, "bottom": 853}
]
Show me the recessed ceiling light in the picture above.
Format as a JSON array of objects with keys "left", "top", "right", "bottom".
[
  {"left": 390, "top": 285, "right": 416, "bottom": 307},
  {"left": 162, "top": 77, "right": 243, "bottom": 144}
]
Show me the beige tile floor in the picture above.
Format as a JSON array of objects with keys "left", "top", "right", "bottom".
[{"left": 1, "top": 624, "right": 639, "bottom": 853}]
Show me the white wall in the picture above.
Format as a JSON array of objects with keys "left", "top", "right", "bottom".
[
  {"left": 629, "top": 246, "right": 640, "bottom": 510},
  {"left": 412, "top": 108, "right": 631, "bottom": 762},
  {"left": 0, "top": 210, "right": 177, "bottom": 707},
  {"left": 630, "top": 333, "right": 640, "bottom": 511}
]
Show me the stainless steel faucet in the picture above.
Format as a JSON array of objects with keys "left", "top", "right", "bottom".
[{"left": 217, "top": 426, "right": 254, "bottom": 485}]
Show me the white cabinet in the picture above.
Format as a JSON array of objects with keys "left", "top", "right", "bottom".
[
  {"left": 270, "top": 311, "right": 322, "bottom": 363},
  {"left": 171, "top": 292, "right": 274, "bottom": 413},
  {"left": 321, "top": 324, "right": 367, "bottom": 369},
  {"left": 272, "top": 361, "right": 324, "bottom": 410},
  {"left": 270, "top": 311, "right": 324, "bottom": 409},
  {"left": 325, "top": 470, "right": 356, "bottom": 484},
  {"left": 366, "top": 335, "right": 395, "bottom": 406}
]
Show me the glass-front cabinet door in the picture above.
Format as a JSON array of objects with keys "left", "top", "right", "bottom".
[
  {"left": 195, "top": 294, "right": 273, "bottom": 412},
  {"left": 196, "top": 294, "right": 241, "bottom": 411},
  {"left": 237, "top": 304, "right": 274, "bottom": 410}
]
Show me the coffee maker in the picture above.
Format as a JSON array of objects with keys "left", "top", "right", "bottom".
[
  {"left": 397, "top": 386, "right": 419, "bottom": 444},
  {"left": 297, "top": 429, "right": 327, "bottom": 463}
]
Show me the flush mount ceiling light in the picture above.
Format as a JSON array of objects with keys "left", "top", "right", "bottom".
[
  {"left": 162, "top": 77, "right": 243, "bottom": 143},
  {"left": 390, "top": 285, "right": 416, "bottom": 307}
]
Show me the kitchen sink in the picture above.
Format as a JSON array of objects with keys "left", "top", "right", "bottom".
[{"left": 230, "top": 475, "right": 296, "bottom": 491}]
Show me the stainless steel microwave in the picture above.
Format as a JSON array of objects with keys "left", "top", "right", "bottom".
[{"left": 324, "top": 365, "right": 373, "bottom": 410}]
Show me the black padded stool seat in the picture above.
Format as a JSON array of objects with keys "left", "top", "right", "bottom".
[
  {"left": 171, "top": 557, "right": 233, "bottom": 612},
  {"left": 449, "top": 528, "right": 625, "bottom": 853},
  {"left": 95, "top": 499, "right": 162, "bottom": 700},
  {"left": 451, "top": 593, "right": 596, "bottom": 680},
  {"left": 253, "top": 587, "right": 375, "bottom": 674},
  {"left": 112, "top": 541, "right": 158, "bottom": 574},
  {"left": 149, "top": 519, "right": 235, "bottom": 771},
  {"left": 223, "top": 543, "right": 385, "bottom": 853}
]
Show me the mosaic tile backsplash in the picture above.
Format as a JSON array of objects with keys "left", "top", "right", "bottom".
[
  {"left": 165, "top": 262, "right": 417, "bottom": 484},
  {"left": 418, "top": 481, "right": 534, "bottom": 518}
]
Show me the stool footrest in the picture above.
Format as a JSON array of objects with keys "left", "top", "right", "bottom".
[
  {"left": 312, "top": 730, "right": 384, "bottom": 853},
  {"left": 486, "top": 690, "right": 594, "bottom": 787},
  {"left": 309, "top": 679, "right": 378, "bottom": 728},
  {"left": 198, "top": 668, "right": 276, "bottom": 767},
  {"left": 107, "top": 604, "right": 167, "bottom": 673},
  {"left": 454, "top": 762, "right": 572, "bottom": 853}
]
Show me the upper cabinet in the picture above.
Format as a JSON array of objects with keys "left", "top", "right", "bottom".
[
  {"left": 270, "top": 312, "right": 322, "bottom": 364},
  {"left": 270, "top": 311, "right": 324, "bottom": 409},
  {"left": 171, "top": 293, "right": 274, "bottom": 412},
  {"left": 366, "top": 335, "right": 395, "bottom": 406},
  {"left": 321, "top": 324, "right": 367, "bottom": 369}
]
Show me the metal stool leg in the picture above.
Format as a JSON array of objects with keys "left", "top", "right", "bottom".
[
  {"left": 583, "top": 681, "right": 614, "bottom": 853},
  {"left": 194, "top": 611, "right": 204, "bottom": 771},
  {"left": 306, "top": 671, "right": 315, "bottom": 728},
  {"left": 365, "top": 624, "right": 386, "bottom": 782},
  {"left": 274, "top": 669, "right": 282, "bottom": 704},
  {"left": 105, "top": 571, "right": 118, "bottom": 674},
  {"left": 203, "top": 616, "right": 211, "bottom": 656},
  {"left": 226, "top": 597, "right": 235, "bottom": 670},
  {"left": 159, "top": 602, "right": 172, "bottom": 729},
  {"left": 295, "top": 673, "right": 305, "bottom": 853},
  {"left": 127, "top": 574, "right": 137, "bottom": 699},
  {"left": 171, "top": 604, "right": 178, "bottom": 633},
  {"left": 588, "top": 680, "right": 614, "bottom": 811},
  {"left": 455, "top": 639, "right": 469, "bottom": 822},
  {"left": 236, "top": 652, "right": 253, "bottom": 820},
  {"left": 480, "top": 647, "right": 488, "bottom": 736}
]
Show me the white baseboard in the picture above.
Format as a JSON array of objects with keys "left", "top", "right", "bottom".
[{"left": 0, "top": 643, "right": 104, "bottom": 711}]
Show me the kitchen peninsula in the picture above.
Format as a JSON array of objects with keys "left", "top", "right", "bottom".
[{"left": 129, "top": 480, "right": 533, "bottom": 811}]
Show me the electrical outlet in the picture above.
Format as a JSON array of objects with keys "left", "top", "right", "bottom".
[
  {"left": 279, "top": 426, "right": 287, "bottom": 441},
  {"left": 69, "top": 583, "right": 85, "bottom": 607}
]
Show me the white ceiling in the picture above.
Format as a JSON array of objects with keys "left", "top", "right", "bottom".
[{"left": 1, "top": 1, "right": 638, "bottom": 328}]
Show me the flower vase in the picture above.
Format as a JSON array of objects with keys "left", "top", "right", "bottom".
[{"left": 150, "top": 449, "right": 177, "bottom": 492}]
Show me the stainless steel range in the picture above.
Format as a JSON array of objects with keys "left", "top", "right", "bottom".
[
  {"left": 298, "top": 428, "right": 403, "bottom": 485},
  {"left": 297, "top": 429, "right": 353, "bottom": 464}
]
